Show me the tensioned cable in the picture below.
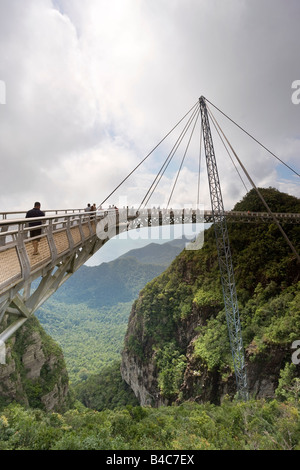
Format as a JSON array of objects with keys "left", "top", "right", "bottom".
[
  {"left": 207, "top": 105, "right": 249, "bottom": 193},
  {"left": 167, "top": 106, "right": 201, "bottom": 209},
  {"left": 205, "top": 98, "right": 300, "bottom": 178},
  {"left": 99, "top": 101, "right": 200, "bottom": 208},
  {"left": 207, "top": 102, "right": 300, "bottom": 263},
  {"left": 139, "top": 102, "right": 201, "bottom": 210},
  {"left": 197, "top": 120, "right": 202, "bottom": 207},
  {"left": 141, "top": 103, "right": 200, "bottom": 209}
]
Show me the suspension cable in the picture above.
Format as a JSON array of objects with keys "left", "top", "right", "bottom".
[
  {"left": 207, "top": 106, "right": 249, "bottom": 193},
  {"left": 167, "top": 105, "right": 201, "bottom": 208},
  {"left": 139, "top": 102, "right": 200, "bottom": 210},
  {"left": 197, "top": 119, "right": 202, "bottom": 207},
  {"left": 205, "top": 98, "right": 300, "bottom": 178},
  {"left": 99, "top": 101, "right": 200, "bottom": 208},
  {"left": 207, "top": 102, "right": 300, "bottom": 263}
]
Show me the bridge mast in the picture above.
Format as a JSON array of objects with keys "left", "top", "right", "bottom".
[{"left": 199, "top": 96, "right": 248, "bottom": 400}]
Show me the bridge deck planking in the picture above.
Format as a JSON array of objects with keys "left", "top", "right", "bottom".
[
  {"left": 0, "top": 207, "right": 299, "bottom": 362},
  {"left": 0, "top": 208, "right": 299, "bottom": 296}
]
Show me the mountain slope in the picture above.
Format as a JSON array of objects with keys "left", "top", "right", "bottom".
[
  {"left": 0, "top": 316, "right": 70, "bottom": 411},
  {"left": 118, "top": 237, "right": 190, "bottom": 266},
  {"left": 51, "top": 237, "right": 188, "bottom": 308},
  {"left": 36, "top": 236, "right": 188, "bottom": 382},
  {"left": 121, "top": 188, "right": 300, "bottom": 406}
]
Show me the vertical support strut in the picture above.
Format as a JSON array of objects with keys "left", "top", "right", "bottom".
[{"left": 199, "top": 96, "right": 248, "bottom": 400}]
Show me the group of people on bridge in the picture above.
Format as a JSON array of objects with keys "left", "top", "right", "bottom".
[{"left": 84, "top": 203, "right": 97, "bottom": 212}]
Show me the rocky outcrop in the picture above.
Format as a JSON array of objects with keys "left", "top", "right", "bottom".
[
  {"left": 121, "top": 188, "right": 300, "bottom": 407},
  {"left": 121, "top": 295, "right": 298, "bottom": 406},
  {"left": 0, "top": 316, "right": 70, "bottom": 412},
  {"left": 121, "top": 354, "right": 161, "bottom": 407},
  {"left": 178, "top": 337, "right": 295, "bottom": 404},
  {"left": 121, "top": 292, "right": 227, "bottom": 406}
]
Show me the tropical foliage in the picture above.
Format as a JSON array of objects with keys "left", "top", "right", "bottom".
[
  {"left": 37, "top": 299, "right": 132, "bottom": 383},
  {"left": 123, "top": 188, "right": 300, "bottom": 401},
  {"left": 1, "top": 187, "right": 299, "bottom": 451},
  {"left": 35, "top": 243, "right": 183, "bottom": 383},
  {"left": 0, "top": 398, "right": 299, "bottom": 450}
]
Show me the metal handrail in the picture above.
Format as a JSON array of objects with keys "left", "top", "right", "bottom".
[
  {"left": 0, "top": 208, "right": 88, "bottom": 220},
  {"left": 1, "top": 208, "right": 299, "bottom": 229}
]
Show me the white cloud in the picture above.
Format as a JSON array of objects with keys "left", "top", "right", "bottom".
[{"left": 0, "top": 0, "right": 299, "bottom": 216}]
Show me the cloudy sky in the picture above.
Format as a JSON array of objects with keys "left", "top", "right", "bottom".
[{"left": 0, "top": 0, "right": 299, "bottom": 219}]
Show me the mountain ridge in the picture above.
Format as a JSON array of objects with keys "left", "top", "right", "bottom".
[
  {"left": 50, "top": 236, "right": 189, "bottom": 308},
  {"left": 121, "top": 187, "right": 300, "bottom": 406},
  {"left": 36, "top": 234, "right": 190, "bottom": 382}
]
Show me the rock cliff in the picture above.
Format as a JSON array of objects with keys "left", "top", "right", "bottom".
[
  {"left": 0, "top": 315, "right": 70, "bottom": 412},
  {"left": 121, "top": 188, "right": 300, "bottom": 406}
]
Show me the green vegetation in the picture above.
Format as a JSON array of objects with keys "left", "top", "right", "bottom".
[
  {"left": 35, "top": 242, "right": 184, "bottom": 383},
  {"left": 0, "top": 316, "right": 70, "bottom": 412},
  {"left": 74, "top": 361, "right": 139, "bottom": 411},
  {"left": 156, "top": 342, "right": 187, "bottom": 400},
  {"left": 0, "top": 398, "right": 299, "bottom": 450},
  {"left": 1, "top": 187, "right": 299, "bottom": 450},
  {"left": 37, "top": 298, "right": 132, "bottom": 383},
  {"left": 124, "top": 188, "right": 300, "bottom": 401}
]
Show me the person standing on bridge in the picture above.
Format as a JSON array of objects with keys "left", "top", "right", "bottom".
[{"left": 26, "top": 202, "right": 45, "bottom": 255}]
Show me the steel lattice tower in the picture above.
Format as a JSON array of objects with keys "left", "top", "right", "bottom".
[{"left": 199, "top": 96, "right": 248, "bottom": 400}]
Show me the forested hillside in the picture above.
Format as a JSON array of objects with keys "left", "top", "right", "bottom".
[
  {"left": 0, "top": 398, "right": 299, "bottom": 450},
  {"left": 121, "top": 188, "right": 300, "bottom": 406},
  {"left": 36, "top": 237, "right": 187, "bottom": 382},
  {"left": 0, "top": 315, "right": 71, "bottom": 412},
  {"left": 1, "top": 188, "right": 299, "bottom": 451}
]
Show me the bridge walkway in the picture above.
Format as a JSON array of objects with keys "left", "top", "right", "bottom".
[{"left": 0, "top": 206, "right": 299, "bottom": 362}]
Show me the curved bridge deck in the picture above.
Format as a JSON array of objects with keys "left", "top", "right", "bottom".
[
  {"left": 0, "top": 206, "right": 299, "bottom": 361},
  {"left": 0, "top": 207, "right": 299, "bottom": 296}
]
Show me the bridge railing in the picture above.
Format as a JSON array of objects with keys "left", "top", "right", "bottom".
[
  {"left": 225, "top": 210, "right": 300, "bottom": 221},
  {"left": 125, "top": 208, "right": 300, "bottom": 227},
  {"left": 1, "top": 208, "right": 299, "bottom": 247},
  {"left": 0, "top": 210, "right": 107, "bottom": 296},
  {"left": 0, "top": 209, "right": 88, "bottom": 220},
  {"left": 1, "top": 207, "right": 299, "bottom": 294}
]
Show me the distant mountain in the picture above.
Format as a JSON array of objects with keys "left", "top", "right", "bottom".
[
  {"left": 121, "top": 188, "right": 300, "bottom": 406},
  {"left": 118, "top": 237, "right": 190, "bottom": 266},
  {"left": 52, "top": 237, "right": 188, "bottom": 308},
  {"left": 36, "top": 235, "right": 189, "bottom": 382}
]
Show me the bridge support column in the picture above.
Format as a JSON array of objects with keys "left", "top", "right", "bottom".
[{"left": 199, "top": 96, "right": 248, "bottom": 400}]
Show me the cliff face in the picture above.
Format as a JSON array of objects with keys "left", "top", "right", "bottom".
[
  {"left": 0, "top": 316, "right": 70, "bottom": 412},
  {"left": 121, "top": 303, "right": 295, "bottom": 407},
  {"left": 121, "top": 188, "right": 300, "bottom": 406},
  {"left": 121, "top": 299, "right": 224, "bottom": 406}
]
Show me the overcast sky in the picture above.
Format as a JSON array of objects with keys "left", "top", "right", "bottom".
[{"left": 0, "top": 0, "right": 299, "bottom": 219}]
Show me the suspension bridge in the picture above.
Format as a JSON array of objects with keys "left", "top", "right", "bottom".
[{"left": 0, "top": 96, "right": 299, "bottom": 400}]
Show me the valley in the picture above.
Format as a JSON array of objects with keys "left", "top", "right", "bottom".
[
  {"left": 1, "top": 188, "right": 299, "bottom": 450},
  {"left": 35, "top": 237, "right": 189, "bottom": 383}
]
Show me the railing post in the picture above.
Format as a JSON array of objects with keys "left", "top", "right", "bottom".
[
  {"left": 16, "top": 222, "right": 31, "bottom": 281},
  {"left": 47, "top": 218, "right": 58, "bottom": 264},
  {"left": 65, "top": 215, "right": 74, "bottom": 251}
]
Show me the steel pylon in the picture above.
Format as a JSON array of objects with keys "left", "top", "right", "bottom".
[{"left": 199, "top": 96, "right": 248, "bottom": 400}]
